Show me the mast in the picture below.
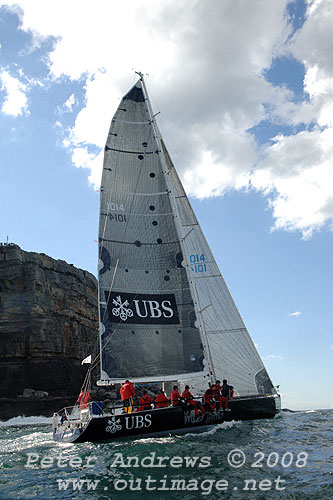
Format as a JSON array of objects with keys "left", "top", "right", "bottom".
[
  {"left": 139, "top": 73, "right": 215, "bottom": 384},
  {"left": 97, "top": 167, "right": 104, "bottom": 382}
]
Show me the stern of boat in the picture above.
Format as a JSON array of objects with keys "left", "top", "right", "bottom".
[
  {"left": 52, "top": 404, "right": 92, "bottom": 443},
  {"left": 273, "top": 392, "right": 281, "bottom": 413}
]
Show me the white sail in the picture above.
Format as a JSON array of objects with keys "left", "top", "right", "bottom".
[{"left": 161, "top": 142, "right": 274, "bottom": 396}]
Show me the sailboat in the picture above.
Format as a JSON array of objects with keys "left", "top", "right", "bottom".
[{"left": 53, "top": 73, "right": 280, "bottom": 444}]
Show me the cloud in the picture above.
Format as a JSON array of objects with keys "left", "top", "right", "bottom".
[
  {"left": 2, "top": 0, "right": 333, "bottom": 238},
  {"left": 288, "top": 311, "right": 302, "bottom": 317},
  {"left": 329, "top": 345, "right": 333, "bottom": 350},
  {"left": 69, "top": 145, "right": 103, "bottom": 187},
  {"left": 264, "top": 354, "right": 283, "bottom": 361},
  {"left": 31, "top": 0, "right": 291, "bottom": 196},
  {"left": 291, "top": 0, "right": 333, "bottom": 78},
  {"left": 251, "top": 0, "right": 333, "bottom": 238},
  {"left": 1, "top": 0, "right": 175, "bottom": 80},
  {"left": 58, "top": 93, "right": 76, "bottom": 113},
  {"left": 0, "top": 70, "right": 28, "bottom": 116}
]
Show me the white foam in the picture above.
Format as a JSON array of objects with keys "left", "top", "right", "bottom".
[
  {"left": 135, "top": 436, "right": 176, "bottom": 445},
  {"left": 183, "top": 420, "right": 240, "bottom": 438},
  {"left": 0, "top": 431, "right": 54, "bottom": 454},
  {"left": 0, "top": 415, "right": 53, "bottom": 427}
]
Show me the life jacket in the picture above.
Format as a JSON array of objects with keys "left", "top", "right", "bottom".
[
  {"left": 120, "top": 382, "right": 135, "bottom": 400},
  {"left": 171, "top": 390, "right": 181, "bottom": 406},
  {"left": 138, "top": 394, "right": 153, "bottom": 411},
  {"left": 155, "top": 393, "right": 169, "bottom": 408},
  {"left": 78, "top": 391, "right": 90, "bottom": 409}
]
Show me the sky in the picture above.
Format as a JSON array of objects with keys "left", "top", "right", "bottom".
[{"left": 0, "top": 0, "right": 332, "bottom": 410}]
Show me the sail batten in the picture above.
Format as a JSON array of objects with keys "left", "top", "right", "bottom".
[
  {"left": 112, "top": 119, "right": 151, "bottom": 124},
  {"left": 98, "top": 371, "right": 209, "bottom": 385},
  {"left": 100, "top": 190, "right": 169, "bottom": 196}
]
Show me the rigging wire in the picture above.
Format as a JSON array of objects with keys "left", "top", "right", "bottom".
[{"left": 102, "top": 257, "right": 119, "bottom": 324}]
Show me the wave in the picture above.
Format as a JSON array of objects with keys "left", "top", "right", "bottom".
[
  {"left": 182, "top": 419, "right": 241, "bottom": 438},
  {"left": 0, "top": 415, "right": 53, "bottom": 427},
  {"left": 134, "top": 436, "right": 176, "bottom": 445}
]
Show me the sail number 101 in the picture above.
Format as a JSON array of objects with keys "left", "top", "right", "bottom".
[
  {"left": 107, "top": 202, "right": 127, "bottom": 223},
  {"left": 189, "top": 254, "right": 207, "bottom": 273}
]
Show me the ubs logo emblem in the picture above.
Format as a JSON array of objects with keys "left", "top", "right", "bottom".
[
  {"left": 106, "top": 292, "right": 179, "bottom": 325},
  {"left": 112, "top": 296, "right": 134, "bottom": 321},
  {"left": 106, "top": 417, "right": 122, "bottom": 433}
]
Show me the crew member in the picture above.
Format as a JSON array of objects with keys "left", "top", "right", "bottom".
[
  {"left": 203, "top": 388, "right": 216, "bottom": 412},
  {"left": 170, "top": 385, "right": 182, "bottom": 406},
  {"left": 213, "top": 380, "right": 226, "bottom": 409},
  {"left": 138, "top": 390, "right": 153, "bottom": 411},
  {"left": 78, "top": 390, "right": 90, "bottom": 410},
  {"left": 211, "top": 384, "right": 223, "bottom": 409},
  {"left": 182, "top": 385, "right": 199, "bottom": 415},
  {"left": 120, "top": 380, "right": 135, "bottom": 413},
  {"left": 60, "top": 411, "right": 68, "bottom": 424},
  {"left": 155, "top": 389, "right": 169, "bottom": 408},
  {"left": 221, "top": 379, "right": 234, "bottom": 410},
  {"left": 215, "top": 380, "right": 222, "bottom": 392},
  {"left": 182, "top": 385, "right": 196, "bottom": 408}
]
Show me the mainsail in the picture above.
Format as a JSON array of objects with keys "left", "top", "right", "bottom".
[
  {"left": 98, "top": 78, "right": 206, "bottom": 384},
  {"left": 98, "top": 76, "right": 274, "bottom": 397}
]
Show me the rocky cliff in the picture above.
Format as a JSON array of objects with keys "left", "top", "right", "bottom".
[{"left": 0, "top": 244, "right": 98, "bottom": 404}]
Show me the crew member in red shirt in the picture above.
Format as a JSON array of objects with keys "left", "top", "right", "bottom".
[
  {"left": 182, "top": 385, "right": 196, "bottom": 408},
  {"left": 203, "top": 388, "right": 216, "bottom": 412},
  {"left": 211, "top": 383, "right": 223, "bottom": 409},
  {"left": 138, "top": 390, "right": 153, "bottom": 411},
  {"left": 155, "top": 389, "right": 169, "bottom": 408},
  {"left": 170, "top": 385, "right": 182, "bottom": 406},
  {"left": 215, "top": 380, "right": 222, "bottom": 392},
  {"left": 182, "top": 384, "right": 199, "bottom": 415},
  {"left": 215, "top": 379, "right": 228, "bottom": 409},
  {"left": 78, "top": 390, "right": 90, "bottom": 410},
  {"left": 120, "top": 380, "right": 135, "bottom": 413}
]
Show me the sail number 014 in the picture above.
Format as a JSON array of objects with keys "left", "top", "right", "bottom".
[
  {"left": 190, "top": 254, "right": 207, "bottom": 273},
  {"left": 107, "top": 202, "right": 126, "bottom": 223}
]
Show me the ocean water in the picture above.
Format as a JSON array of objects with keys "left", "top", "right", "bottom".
[{"left": 0, "top": 409, "right": 332, "bottom": 500}]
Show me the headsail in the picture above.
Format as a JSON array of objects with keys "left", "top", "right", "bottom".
[
  {"left": 98, "top": 75, "right": 275, "bottom": 397},
  {"left": 162, "top": 142, "right": 274, "bottom": 396}
]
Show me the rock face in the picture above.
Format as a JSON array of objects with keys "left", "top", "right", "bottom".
[{"left": 0, "top": 244, "right": 98, "bottom": 400}]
